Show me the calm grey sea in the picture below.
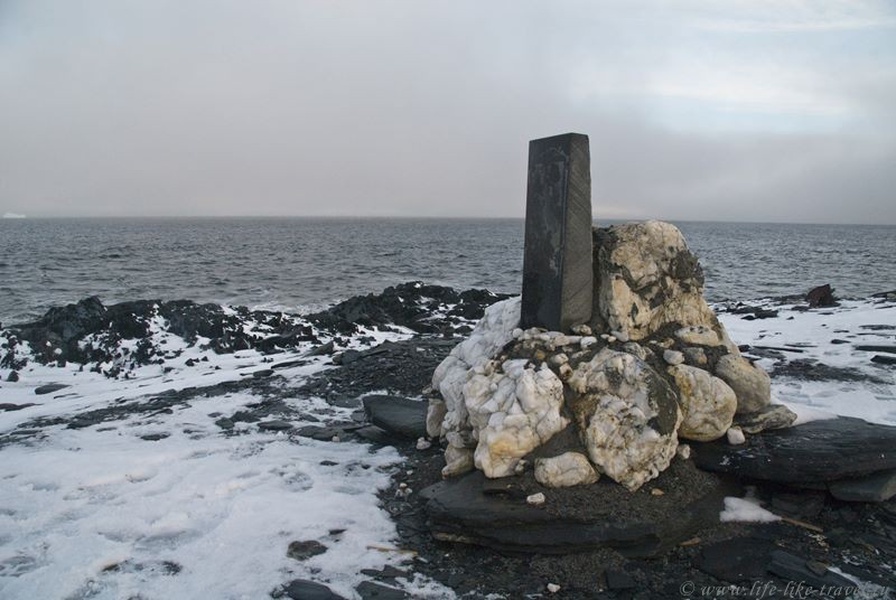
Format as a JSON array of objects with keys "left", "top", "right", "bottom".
[{"left": 1, "top": 218, "right": 894, "bottom": 325}]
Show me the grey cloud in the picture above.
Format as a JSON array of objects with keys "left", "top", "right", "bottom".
[{"left": 0, "top": 1, "right": 894, "bottom": 223}]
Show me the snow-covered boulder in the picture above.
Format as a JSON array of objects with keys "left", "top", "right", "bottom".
[{"left": 567, "top": 349, "right": 682, "bottom": 491}]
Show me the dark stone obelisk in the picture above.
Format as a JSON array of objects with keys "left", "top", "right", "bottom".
[{"left": 521, "top": 133, "right": 593, "bottom": 331}]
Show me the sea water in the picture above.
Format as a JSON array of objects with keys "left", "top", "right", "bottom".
[{"left": 1, "top": 217, "right": 894, "bottom": 325}]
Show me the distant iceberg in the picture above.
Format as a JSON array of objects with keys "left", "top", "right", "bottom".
[{"left": 2, "top": 212, "right": 26, "bottom": 219}]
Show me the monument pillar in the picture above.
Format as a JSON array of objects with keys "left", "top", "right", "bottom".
[{"left": 521, "top": 132, "right": 593, "bottom": 331}]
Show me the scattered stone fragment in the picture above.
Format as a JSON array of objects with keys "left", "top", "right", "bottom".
[
  {"left": 604, "top": 569, "right": 636, "bottom": 590},
  {"left": 735, "top": 404, "right": 797, "bottom": 434},
  {"left": 286, "top": 540, "right": 327, "bottom": 561},
  {"left": 546, "top": 583, "right": 561, "bottom": 594},
  {"left": 828, "top": 469, "right": 896, "bottom": 502},
  {"left": 697, "top": 538, "right": 776, "bottom": 582},
  {"left": 415, "top": 437, "right": 431, "bottom": 450},
  {"left": 526, "top": 492, "right": 546, "bottom": 506},
  {"left": 806, "top": 284, "right": 837, "bottom": 308},
  {"left": 355, "top": 580, "right": 409, "bottom": 599},
  {"left": 726, "top": 427, "right": 746, "bottom": 445},
  {"left": 871, "top": 354, "right": 896, "bottom": 365},
  {"left": 34, "top": 383, "right": 69, "bottom": 396},
  {"left": 767, "top": 549, "right": 854, "bottom": 589},
  {"left": 280, "top": 579, "right": 346, "bottom": 600},
  {"left": 6, "top": 371, "right": 19, "bottom": 382},
  {"left": 258, "top": 420, "right": 293, "bottom": 432},
  {"left": 215, "top": 417, "right": 235, "bottom": 430},
  {"left": 663, "top": 350, "right": 684, "bottom": 366},
  {"left": 359, "top": 565, "right": 408, "bottom": 581},
  {"left": 296, "top": 425, "right": 354, "bottom": 442},
  {"left": 0, "top": 403, "right": 36, "bottom": 412},
  {"left": 139, "top": 432, "right": 170, "bottom": 441}
]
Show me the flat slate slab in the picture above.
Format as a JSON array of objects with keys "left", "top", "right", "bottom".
[
  {"left": 421, "top": 459, "right": 731, "bottom": 557},
  {"left": 691, "top": 417, "right": 896, "bottom": 488},
  {"left": 362, "top": 395, "right": 427, "bottom": 440}
]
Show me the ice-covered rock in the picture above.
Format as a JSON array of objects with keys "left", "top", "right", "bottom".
[
  {"left": 714, "top": 354, "right": 771, "bottom": 414},
  {"left": 464, "top": 359, "right": 569, "bottom": 478},
  {"left": 428, "top": 297, "right": 522, "bottom": 472},
  {"left": 567, "top": 349, "right": 682, "bottom": 491},
  {"left": 534, "top": 452, "right": 599, "bottom": 488},
  {"left": 668, "top": 364, "right": 736, "bottom": 442}
]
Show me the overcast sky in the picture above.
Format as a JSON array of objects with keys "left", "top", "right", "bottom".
[{"left": 1, "top": 1, "right": 894, "bottom": 223}]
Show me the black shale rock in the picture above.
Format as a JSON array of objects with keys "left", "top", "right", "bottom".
[
  {"left": 691, "top": 416, "right": 896, "bottom": 499},
  {"left": 421, "top": 460, "right": 730, "bottom": 557},
  {"left": 286, "top": 540, "right": 327, "bottom": 561},
  {"left": 806, "top": 284, "right": 837, "bottom": 308},
  {"left": 279, "top": 579, "right": 346, "bottom": 600},
  {"left": 34, "top": 383, "right": 70, "bottom": 396},
  {"left": 361, "top": 395, "right": 427, "bottom": 440}
]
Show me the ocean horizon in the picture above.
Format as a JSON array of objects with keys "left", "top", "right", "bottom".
[{"left": 2, "top": 216, "right": 894, "bottom": 325}]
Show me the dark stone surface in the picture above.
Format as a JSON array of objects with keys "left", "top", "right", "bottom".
[
  {"left": 355, "top": 581, "right": 410, "bottom": 599},
  {"left": 767, "top": 550, "right": 855, "bottom": 589},
  {"left": 828, "top": 469, "right": 896, "bottom": 502},
  {"left": 604, "top": 569, "right": 637, "bottom": 590},
  {"left": 258, "top": 419, "right": 294, "bottom": 432},
  {"left": 855, "top": 344, "right": 896, "bottom": 354},
  {"left": 34, "top": 383, "right": 70, "bottom": 395},
  {"left": 0, "top": 403, "right": 36, "bottom": 412},
  {"left": 298, "top": 338, "right": 458, "bottom": 402},
  {"left": 872, "top": 354, "right": 896, "bottom": 365},
  {"left": 286, "top": 540, "right": 328, "bottom": 561},
  {"left": 306, "top": 282, "right": 508, "bottom": 336},
  {"left": 691, "top": 417, "right": 896, "bottom": 487},
  {"left": 521, "top": 133, "right": 592, "bottom": 332},
  {"left": 806, "top": 284, "right": 837, "bottom": 308},
  {"left": 421, "top": 460, "right": 730, "bottom": 557},
  {"left": 361, "top": 395, "right": 427, "bottom": 440},
  {"left": 280, "top": 579, "right": 346, "bottom": 600},
  {"left": 697, "top": 538, "right": 776, "bottom": 582}
]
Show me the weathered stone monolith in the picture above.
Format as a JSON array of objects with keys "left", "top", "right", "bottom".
[{"left": 521, "top": 133, "right": 593, "bottom": 332}]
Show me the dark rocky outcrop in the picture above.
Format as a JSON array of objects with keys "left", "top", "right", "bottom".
[
  {"left": 2, "top": 282, "right": 506, "bottom": 379},
  {"left": 806, "top": 284, "right": 837, "bottom": 308},
  {"left": 362, "top": 395, "right": 427, "bottom": 440},
  {"left": 691, "top": 416, "right": 896, "bottom": 500},
  {"left": 421, "top": 460, "right": 731, "bottom": 557},
  {"left": 306, "top": 282, "right": 510, "bottom": 336}
]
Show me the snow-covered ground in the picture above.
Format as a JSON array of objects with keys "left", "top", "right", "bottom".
[
  {"left": 718, "top": 298, "right": 896, "bottom": 426},
  {"left": 0, "top": 323, "right": 452, "bottom": 599},
  {"left": 0, "top": 295, "right": 893, "bottom": 599}
]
